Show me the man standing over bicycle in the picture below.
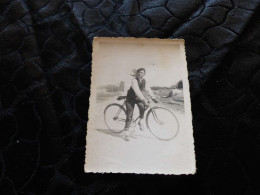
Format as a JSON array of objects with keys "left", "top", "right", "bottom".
[{"left": 124, "top": 68, "right": 158, "bottom": 141}]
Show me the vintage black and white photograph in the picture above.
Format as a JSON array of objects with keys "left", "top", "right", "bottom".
[{"left": 85, "top": 38, "right": 195, "bottom": 175}]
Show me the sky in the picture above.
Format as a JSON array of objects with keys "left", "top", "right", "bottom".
[{"left": 93, "top": 39, "right": 187, "bottom": 90}]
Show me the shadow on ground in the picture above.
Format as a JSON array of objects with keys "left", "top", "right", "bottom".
[{"left": 95, "top": 128, "right": 159, "bottom": 141}]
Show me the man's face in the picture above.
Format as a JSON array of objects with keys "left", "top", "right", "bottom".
[{"left": 137, "top": 70, "right": 145, "bottom": 79}]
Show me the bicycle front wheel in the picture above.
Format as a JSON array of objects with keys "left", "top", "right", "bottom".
[
  {"left": 146, "top": 107, "right": 179, "bottom": 141},
  {"left": 104, "top": 103, "right": 126, "bottom": 133}
]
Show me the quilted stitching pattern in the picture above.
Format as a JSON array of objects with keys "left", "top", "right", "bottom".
[{"left": 0, "top": 0, "right": 260, "bottom": 194}]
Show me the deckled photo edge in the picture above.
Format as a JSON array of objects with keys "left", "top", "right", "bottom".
[
  {"left": 84, "top": 37, "right": 196, "bottom": 175},
  {"left": 84, "top": 37, "right": 99, "bottom": 173},
  {"left": 180, "top": 41, "right": 197, "bottom": 175}
]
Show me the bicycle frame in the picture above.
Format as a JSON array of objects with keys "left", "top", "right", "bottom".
[
  {"left": 105, "top": 97, "right": 179, "bottom": 140},
  {"left": 114, "top": 100, "right": 162, "bottom": 125}
]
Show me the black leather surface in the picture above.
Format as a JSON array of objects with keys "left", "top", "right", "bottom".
[{"left": 1, "top": 0, "right": 260, "bottom": 194}]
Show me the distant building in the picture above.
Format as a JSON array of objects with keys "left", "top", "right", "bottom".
[
  {"left": 177, "top": 80, "right": 183, "bottom": 89},
  {"left": 106, "top": 85, "right": 114, "bottom": 92},
  {"left": 97, "top": 81, "right": 124, "bottom": 93},
  {"left": 119, "top": 81, "right": 124, "bottom": 92}
]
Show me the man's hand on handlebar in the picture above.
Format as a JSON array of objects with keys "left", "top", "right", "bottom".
[
  {"left": 144, "top": 100, "right": 149, "bottom": 107},
  {"left": 141, "top": 99, "right": 149, "bottom": 107},
  {"left": 151, "top": 97, "right": 159, "bottom": 103},
  {"left": 140, "top": 97, "right": 159, "bottom": 107}
]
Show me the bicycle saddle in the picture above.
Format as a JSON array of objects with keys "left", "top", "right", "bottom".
[{"left": 117, "top": 96, "right": 127, "bottom": 100}]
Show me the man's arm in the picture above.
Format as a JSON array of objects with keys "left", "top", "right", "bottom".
[
  {"left": 145, "top": 81, "right": 155, "bottom": 99},
  {"left": 132, "top": 79, "right": 145, "bottom": 101},
  {"left": 145, "top": 81, "right": 159, "bottom": 103}
]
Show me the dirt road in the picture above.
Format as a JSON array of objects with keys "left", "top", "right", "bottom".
[{"left": 85, "top": 96, "right": 195, "bottom": 174}]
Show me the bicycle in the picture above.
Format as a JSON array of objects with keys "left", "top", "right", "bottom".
[{"left": 104, "top": 96, "right": 179, "bottom": 141}]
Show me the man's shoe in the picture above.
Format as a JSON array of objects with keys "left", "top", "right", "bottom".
[
  {"left": 138, "top": 121, "right": 145, "bottom": 131},
  {"left": 124, "top": 129, "right": 130, "bottom": 141}
]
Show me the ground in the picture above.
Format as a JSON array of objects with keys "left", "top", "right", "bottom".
[{"left": 85, "top": 91, "right": 195, "bottom": 174}]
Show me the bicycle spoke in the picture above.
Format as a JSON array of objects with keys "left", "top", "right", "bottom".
[
  {"left": 104, "top": 104, "right": 126, "bottom": 133},
  {"left": 146, "top": 107, "right": 179, "bottom": 140},
  {"left": 151, "top": 110, "right": 164, "bottom": 124},
  {"left": 115, "top": 107, "right": 123, "bottom": 118},
  {"left": 116, "top": 118, "right": 126, "bottom": 122}
]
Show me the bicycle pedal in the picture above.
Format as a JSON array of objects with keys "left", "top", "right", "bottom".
[
  {"left": 129, "top": 128, "right": 135, "bottom": 134},
  {"left": 138, "top": 122, "right": 145, "bottom": 131},
  {"left": 124, "top": 136, "right": 130, "bottom": 141}
]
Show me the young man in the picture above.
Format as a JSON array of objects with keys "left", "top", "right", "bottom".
[{"left": 124, "top": 68, "right": 157, "bottom": 141}]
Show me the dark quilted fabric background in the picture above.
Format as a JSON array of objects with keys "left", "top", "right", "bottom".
[{"left": 1, "top": 0, "right": 260, "bottom": 194}]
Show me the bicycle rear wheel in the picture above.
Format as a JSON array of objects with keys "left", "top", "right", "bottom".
[
  {"left": 146, "top": 107, "right": 179, "bottom": 140},
  {"left": 104, "top": 103, "right": 126, "bottom": 133}
]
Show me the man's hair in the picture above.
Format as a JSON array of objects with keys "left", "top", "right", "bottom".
[{"left": 136, "top": 68, "right": 146, "bottom": 73}]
